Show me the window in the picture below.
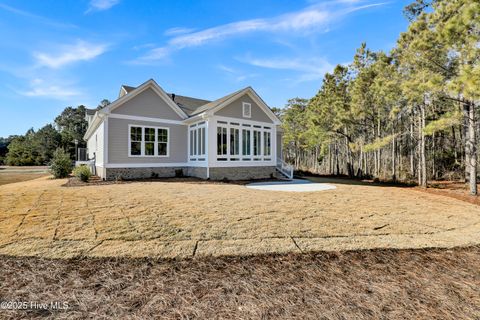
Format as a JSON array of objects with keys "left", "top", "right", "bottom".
[
  {"left": 157, "top": 129, "right": 168, "bottom": 156},
  {"left": 189, "top": 125, "right": 206, "bottom": 159},
  {"left": 129, "top": 125, "right": 168, "bottom": 157},
  {"left": 189, "top": 130, "right": 194, "bottom": 156},
  {"left": 242, "top": 102, "right": 251, "bottom": 118},
  {"left": 242, "top": 129, "right": 250, "bottom": 156},
  {"left": 263, "top": 131, "right": 271, "bottom": 156},
  {"left": 200, "top": 127, "right": 205, "bottom": 155},
  {"left": 253, "top": 130, "right": 262, "bottom": 156},
  {"left": 130, "top": 126, "right": 142, "bottom": 156},
  {"left": 230, "top": 128, "right": 239, "bottom": 156},
  {"left": 145, "top": 128, "right": 155, "bottom": 156},
  {"left": 217, "top": 126, "right": 227, "bottom": 155}
]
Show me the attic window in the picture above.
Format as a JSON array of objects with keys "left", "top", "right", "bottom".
[{"left": 242, "top": 102, "right": 251, "bottom": 118}]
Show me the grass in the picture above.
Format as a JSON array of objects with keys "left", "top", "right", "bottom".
[
  {"left": 0, "top": 246, "right": 479, "bottom": 319},
  {"left": 0, "top": 176, "right": 479, "bottom": 258},
  {"left": 0, "top": 166, "right": 49, "bottom": 186}
]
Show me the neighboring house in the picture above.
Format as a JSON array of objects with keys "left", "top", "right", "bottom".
[{"left": 82, "top": 79, "right": 292, "bottom": 180}]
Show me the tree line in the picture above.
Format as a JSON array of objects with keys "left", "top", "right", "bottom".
[
  {"left": 280, "top": 0, "right": 480, "bottom": 194},
  {"left": 1, "top": 100, "right": 110, "bottom": 166}
]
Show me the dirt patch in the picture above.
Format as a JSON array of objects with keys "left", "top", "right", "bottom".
[{"left": 0, "top": 246, "right": 478, "bottom": 319}]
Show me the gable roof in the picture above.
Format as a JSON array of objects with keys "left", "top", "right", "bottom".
[
  {"left": 189, "top": 88, "right": 246, "bottom": 116},
  {"left": 167, "top": 93, "right": 211, "bottom": 116},
  {"left": 84, "top": 80, "right": 280, "bottom": 139},
  {"left": 122, "top": 85, "right": 136, "bottom": 93},
  {"left": 104, "top": 79, "right": 189, "bottom": 119},
  {"left": 194, "top": 87, "right": 281, "bottom": 124}
]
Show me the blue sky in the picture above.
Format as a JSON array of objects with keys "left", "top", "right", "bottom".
[{"left": 0, "top": 0, "right": 409, "bottom": 137}]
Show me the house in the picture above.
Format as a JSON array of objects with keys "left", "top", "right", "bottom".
[{"left": 82, "top": 79, "right": 292, "bottom": 180}]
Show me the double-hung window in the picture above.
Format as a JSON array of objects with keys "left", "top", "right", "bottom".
[
  {"left": 157, "top": 129, "right": 168, "bottom": 156},
  {"left": 130, "top": 127, "right": 142, "bottom": 156},
  {"left": 129, "top": 125, "right": 169, "bottom": 157}
]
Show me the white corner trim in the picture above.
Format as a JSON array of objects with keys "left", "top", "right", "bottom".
[
  {"left": 104, "top": 117, "right": 109, "bottom": 164},
  {"left": 108, "top": 113, "right": 186, "bottom": 125}
]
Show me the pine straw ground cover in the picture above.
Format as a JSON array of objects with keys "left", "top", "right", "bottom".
[{"left": 0, "top": 246, "right": 479, "bottom": 319}]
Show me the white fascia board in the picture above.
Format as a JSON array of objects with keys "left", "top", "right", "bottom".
[
  {"left": 84, "top": 111, "right": 107, "bottom": 140},
  {"left": 207, "top": 87, "right": 281, "bottom": 125},
  {"left": 109, "top": 113, "right": 186, "bottom": 125}
]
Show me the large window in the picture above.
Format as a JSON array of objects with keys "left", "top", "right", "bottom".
[
  {"left": 253, "top": 130, "right": 262, "bottom": 157},
  {"left": 263, "top": 131, "right": 271, "bottom": 156},
  {"left": 215, "top": 120, "right": 274, "bottom": 162},
  {"left": 242, "top": 129, "right": 250, "bottom": 156},
  {"left": 189, "top": 124, "right": 206, "bottom": 160},
  {"left": 217, "top": 126, "right": 227, "bottom": 156},
  {"left": 129, "top": 125, "right": 169, "bottom": 157},
  {"left": 230, "top": 128, "right": 239, "bottom": 156}
]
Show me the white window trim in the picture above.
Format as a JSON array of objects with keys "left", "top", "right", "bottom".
[
  {"left": 188, "top": 121, "right": 207, "bottom": 161},
  {"left": 242, "top": 102, "right": 251, "bottom": 118},
  {"left": 214, "top": 119, "right": 273, "bottom": 163},
  {"left": 128, "top": 124, "right": 170, "bottom": 158}
]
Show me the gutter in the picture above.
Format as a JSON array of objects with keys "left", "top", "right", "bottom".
[{"left": 83, "top": 111, "right": 108, "bottom": 141}]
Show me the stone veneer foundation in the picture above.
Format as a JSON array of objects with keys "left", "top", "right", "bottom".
[{"left": 102, "top": 166, "right": 275, "bottom": 181}]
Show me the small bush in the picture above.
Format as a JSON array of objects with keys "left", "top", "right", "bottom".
[
  {"left": 73, "top": 165, "right": 92, "bottom": 182},
  {"left": 50, "top": 148, "right": 73, "bottom": 179}
]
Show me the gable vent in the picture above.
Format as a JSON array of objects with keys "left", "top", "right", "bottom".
[{"left": 242, "top": 102, "right": 251, "bottom": 118}]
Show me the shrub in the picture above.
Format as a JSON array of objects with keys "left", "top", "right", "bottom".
[
  {"left": 73, "top": 165, "right": 92, "bottom": 182},
  {"left": 50, "top": 148, "right": 73, "bottom": 179}
]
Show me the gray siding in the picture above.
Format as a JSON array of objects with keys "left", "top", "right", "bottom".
[
  {"left": 215, "top": 94, "right": 274, "bottom": 123},
  {"left": 108, "top": 117, "right": 188, "bottom": 164},
  {"left": 112, "top": 88, "right": 183, "bottom": 120}
]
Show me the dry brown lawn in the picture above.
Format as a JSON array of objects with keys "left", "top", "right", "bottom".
[
  {"left": 1, "top": 176, "right": 479, "bottom": 259},
  {"left": 1, "top": 246, "right": 479, "bottom": 319},
  {"left": 0, "top": 166, "right": 49, "bottom": 186}
]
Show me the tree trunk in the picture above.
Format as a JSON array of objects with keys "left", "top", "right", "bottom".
[
  {"left": 410, "top": 118, "right": 415, "bottom": 176},
  {"left": 466, "top": 102, "right": 477, "bottom": 195},
  {"left": 392, "top": 130, "right": 396, "bottom": 182},
  {"left": 420, "top": 104, "right": 427, "bottom": 188}
]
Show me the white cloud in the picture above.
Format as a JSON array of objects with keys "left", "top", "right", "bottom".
[
  {"left": 135, "top": 1, "right": 386, "bottom": 63},
  {"left": 0, "top": 3, "right": 76, "bottom": 28},
  {"left": 241, "top": 56, "right": 335, "bottom": 82},
  {"left": 86, "top": 0, "right": 120, "bottom": 13},
  {"left": 217, "top": 64, "right": 259, "bottom": 82},
  {"left": 19, "top": 78, "right": 81, "bottom": 100},
  {"left": 164, "top": 27, "right": 196, "bottom": 36},
  {"left": 33, "top": 40, "right": 108, "bottom": 69}
]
